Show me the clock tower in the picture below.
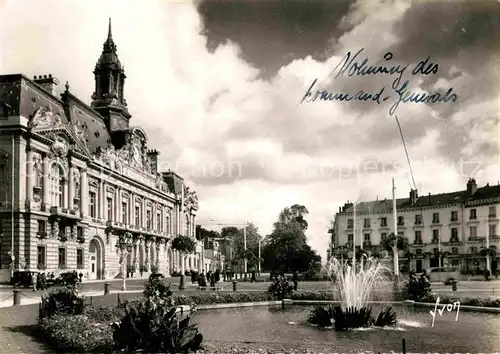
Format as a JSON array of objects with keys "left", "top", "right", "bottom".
[{"left": 91, "top": 18, "right": 131, "bottom": 132}]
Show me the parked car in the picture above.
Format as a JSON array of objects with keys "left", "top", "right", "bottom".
[
  {"left": 55, "top": 271, "right": 79, "bottom": 286},
  {"left": 10, "top": 270, "right": 40, "bottom": 288}
]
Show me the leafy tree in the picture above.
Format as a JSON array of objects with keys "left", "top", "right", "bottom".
[
  {"left": 262, "top": 204, "right": 321, "bottom": 273},
  {"left": 380, "top": 233, "right": 409, "bottom": 275},
  {"left": 218, "top": 224, "right": 263, "bottom": 272}
]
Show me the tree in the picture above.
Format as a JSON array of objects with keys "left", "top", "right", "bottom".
[
  {"left": 262, "top": 204, "right": 321, "bottom": 273},
  {"left": 220, "top": 223, "right": 263, "bottom": 272},
  {"left": 380, "top": 233, "right": 409, "bottom": 276}
]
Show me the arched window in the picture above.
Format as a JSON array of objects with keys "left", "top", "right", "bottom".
[
  {"left": 50, "top": 164, "right": 65, "bottom": 207},
  {"left": 185, "top": 214, "right": 189, "bottom": 237}
]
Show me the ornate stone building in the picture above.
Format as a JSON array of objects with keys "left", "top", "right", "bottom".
[
  {"left": 330, "top": 179, "right": 499, "bottom": 274},
  {"left": 0, "top": 20, "right": 202, "bottom": 282}
]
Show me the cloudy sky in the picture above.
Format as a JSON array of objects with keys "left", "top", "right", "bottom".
[{"left": 1, "top": 0, "right": 499, "bottom": 257}]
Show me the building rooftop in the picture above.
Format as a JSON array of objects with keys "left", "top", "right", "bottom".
[{"left": 340, "top": 179, "right": 500, "bottom": 214}]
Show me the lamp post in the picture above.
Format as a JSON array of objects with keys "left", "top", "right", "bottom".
[
  {"left": 258, "top": 238, "right": 261, "bottom": 275},
  {"left": 116, "top": 232, "right": 134, "bottom": 291}
]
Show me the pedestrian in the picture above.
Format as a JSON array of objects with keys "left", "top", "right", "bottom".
[
  {"left": 79, "top": 272, "right": 83, "bottom": 283},
  {"left": 292, "top": 271, "right": 299, "bottom": 291},
  {"left": 140, "top": 267, "right": 143, "bottom": 278},
  {"left": 210, "top": 272, "right": 216, "bottom": 290},
  {"left": 214, "top": 269, "right": 220, "bottom": 283},
  {"left": 32, "top": 272, "right": 38, "bottom": 291},
  {"left": 251, "top": 270, "right": 257, "bottom": 283}
]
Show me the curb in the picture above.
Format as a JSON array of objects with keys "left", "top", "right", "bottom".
[{"left": 196, "top": 300, "right": 283, "bottom": 310}]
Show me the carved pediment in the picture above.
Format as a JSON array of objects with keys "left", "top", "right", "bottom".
[{"left": 29, "top": 106, "right": 63, "bottom": 129}]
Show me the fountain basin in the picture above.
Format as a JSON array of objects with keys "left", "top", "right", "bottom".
[{"left": 192, "top": 304, "right": 500, "bottom": 353}]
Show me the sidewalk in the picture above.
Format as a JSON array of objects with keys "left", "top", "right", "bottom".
[{"left": 0, "top": 289, "right": 143, "bottom": 308}]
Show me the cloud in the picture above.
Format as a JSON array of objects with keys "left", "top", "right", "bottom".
[{"left": 1, "top": 0, "right": 498, "bottom": 257}]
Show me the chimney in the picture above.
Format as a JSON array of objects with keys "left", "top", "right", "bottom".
[
  {"left": 409, "top": 189, "right": 418, "bottom": 205},
  {"left": 33, "top": 74, "right": 59, "bottom": 96},
  {"left": 467, "top": 178, "right": 477, "bottom": 197},
  {"left": 146, "top": 149, "right": 160, "bottom": 174}
]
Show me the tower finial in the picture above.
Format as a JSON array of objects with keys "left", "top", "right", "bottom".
[{"left": 108, "top": 17, "right": 112, "bottom": 39}]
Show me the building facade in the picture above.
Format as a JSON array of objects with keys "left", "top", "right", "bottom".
[
  {"left": 330, "top": 179, "right": 499, "bottom": 274},
  {"left": 0, "top": 21, "right": 203, "bottom": 282}
]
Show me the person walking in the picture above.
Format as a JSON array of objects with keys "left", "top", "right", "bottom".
[
  {"left": 251, "top": 270, "right": 257, "bottom": 283},
  {"left": 32, "top": 272, "right": 38, "bottom": 291},
  {"left": 292, "top": 271, "right": 299, "bottom": 291}
]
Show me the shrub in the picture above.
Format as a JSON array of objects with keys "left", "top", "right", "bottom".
[
  {"left": 290, "top": 291, "right": 333, "bottom": 301},
  {"left": 308, "top": 305, "right": 397, "bottom": 330},
  {"left": 39, "top": 314, "right": 113, "bottom": 353},
  {"left": 83, "top": 304, "right": 125, "bottom": 323},
  {"left": 143, "top": 274, "right": 173, "bottom": 301},
  {"left": 267, "top": 277, "right": 293, "bottom": 300},
  {"left": 39, "top": 286, "right": 85, "bottom": 319},
  {"left": 404, "top": 273, "right": 432, "bottom": 301},
  {"left": 112, "top": 298, "right": 203, "bottom": 353}
]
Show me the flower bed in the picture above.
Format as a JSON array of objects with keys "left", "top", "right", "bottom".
[{"left": 36, "top": 287, "right": 500, "bottom": 353}]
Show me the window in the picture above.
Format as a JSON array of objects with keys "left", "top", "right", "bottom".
[
  {"left": 380, "top": 217, "right": 387, "bottom": 227},
  {"left": 77, "top": 249, "right": 84, "bottom": 269},
  {"left": 381, "top": 232, "right": 387, "bottom": 241},
  {"left": 470, "top": 246, "right": 478, "bottom": 254},
  {"left": 122, "top": 202, "right": 128, "bottom": 224},
  {"left": 58, "top": 248, "right": 66, "bottom": 268},
  {"left": 347, "top": 234, "right": 353, "bottom": 242},
  {"left": 489, "top": 206, "right": 497, "bottom": 218},
  {"left": 185, "top": 214, "right": 189, "bottom": 236},
  {"left": 37, "top": 220, "right": 46, "bottom": 235},
  {"left": 414, "top": 230, "right": 422, "bottom": 243},
  {"left": 416, "top": 249, "right": 422, "bottom": 255},
  {"left": 34, "top": 165, "right": 42, "bottom": 188},
  {"left": 0, "top": 160, "right": 8, "bottom": 202},
  {"left": 489, "top": 224, "right": 497, "bottom": 237},
  {"left": 364, "top": 233, "right": 370, "bottom": 242},
  {"left": 156, "top": 212, "right": 161, "bottom": 231},
  {"left": 89, "top": 192, "right": 96, "bottom": 218},
  {"left": 451, "top": 228, "right": 458, "bottom": 241},
  {"left": 470, "top": 209, "right": 477, "bottom": 220},
  {"left": 166, "top": 215, "right": 170, "bottom": 234},
  {"left": 347, "top": 219, "right": 353, "bottom": 229},
  {"left": 451, "top": 247, "right": 459, "bottom": 254},
  {"left": 106, "top": 197, "right": 113, "bottom": 221},
  {"left": 50, "top": 164, "right": 65, "bottom": 207},
  {"left": 77, "top": 226, "right": 83, "bottom": 240},
  {"left": 432, "top": 213, "right": 440, "bottom": 223},
  {"left": 451, "top": 211, "right": 458, "bottom": 221},
  {"left": 397, "top": 216, "right": 404, "bottom": 225},
  {"left": 146, "top": 209, "right": 152, "bottom": 229},
  {"left": 432, "top": 229, "right": 440, "bottom": 242},
  {"left": 470, "top": 226, "right": 477, "bottom": 238},
  {"left": 135, "top": 206, "right": 140, "bottom": 227},
  {"left": 37, "top": 246, "right": 46, "bottom": 268},
  {"left": 415, "top": 214, "right": 422, "bottom": 225},
  {"left": 363, "top": 219, "right": 370, "bottom": 228}
]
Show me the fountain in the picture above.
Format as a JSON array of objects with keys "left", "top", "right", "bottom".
[{"left": 307, "top": 256, "right": 398, "bottom": 330}]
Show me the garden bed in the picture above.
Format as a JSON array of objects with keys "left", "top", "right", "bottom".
[{"left": 36, "top": 286, "right": 500, "bottom": 353}]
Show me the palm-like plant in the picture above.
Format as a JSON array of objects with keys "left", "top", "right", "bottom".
[{"left": 380, "top": 233, "right": 409, "bottom": 275}]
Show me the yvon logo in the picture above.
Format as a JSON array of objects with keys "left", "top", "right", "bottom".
[{"left": 429, "top": 296, "right": 460, "bottom": 327}]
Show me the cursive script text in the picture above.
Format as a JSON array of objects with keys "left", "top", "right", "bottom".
[
  {"left": 429, "top": 296, "right": 460, "bottom": 327},
  {"left": 331, "top": 48, "right": 408, "bottom": 89}
]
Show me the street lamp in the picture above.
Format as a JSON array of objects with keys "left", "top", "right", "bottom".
[{"left": 116, "top": 232, "right": 134, "bottom": 291}]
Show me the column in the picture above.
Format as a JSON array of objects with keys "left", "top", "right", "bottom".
[
  {"left": 100, "top": 181, "right": 106, "bottom": 219},
  {"left": 68, "top": 166, "right": 74, "bottom": 210},
  {"left": 115, "top": 187, "right": 120, "bottom": 222},
  {"left": 152, "top": 203, "right": 157, "bottom": 231},
  {"left": 142, "top": 198, "right": 146, "bottom": 228},
  {"left": 63, "top": 179, "right": 69, "bottom": 209},
  {"left": 144, "top": 239, "right": 151, "bottom": 272},
  {"left": 80, "top": 168, "right": 88, "bottom": 218},
  {"left": 155, "top": 241, "right": 161, "bottom": 267},
  {"left": 133, "top": 238, "right": 139, "bottom": 272},
  {"left": 180, "top": 254, "right": 185, "bottom": 274},
  {"left": 129, "top": 193, "right": 134, "bottom": 226},
  {"left": 26, "top": 149, "right": 34, "bottom": 203},
  {"left": 43, "top": 155, "right": 50, "bottom": 208}
]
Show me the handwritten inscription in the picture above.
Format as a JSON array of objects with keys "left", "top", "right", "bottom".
[
  {"left": 300, "top": 48, "right": 458, "bottom": 116},
  {"left": 429, "top": 296, "right": 460, "bottom": 327}
]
